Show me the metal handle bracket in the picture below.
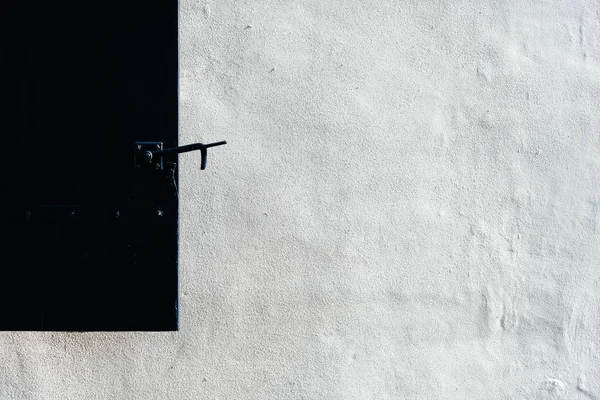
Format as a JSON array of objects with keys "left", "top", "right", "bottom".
[{"left": 135, "top": 141, "right": 226, "bottom": 170}]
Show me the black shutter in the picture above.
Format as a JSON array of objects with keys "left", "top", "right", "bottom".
[{"left": 3, "top": 0, "right": 179, "bottom": 331}]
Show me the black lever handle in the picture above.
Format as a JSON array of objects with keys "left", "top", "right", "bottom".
[{"left": 144, "top": 141, "right": 227, "bottom": 170}]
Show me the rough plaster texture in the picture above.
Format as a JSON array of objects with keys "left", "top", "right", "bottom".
[{"left": 3, "top": 1, "right": 600, "bottom": 399}]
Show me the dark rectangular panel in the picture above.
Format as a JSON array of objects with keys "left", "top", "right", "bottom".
[{"left": 3, "top": 0, "right": 178, "bottom": 331}]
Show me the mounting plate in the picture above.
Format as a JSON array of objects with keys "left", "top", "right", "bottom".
[{"left": 135, "top": 142, "right": 163, "bottom": 170}]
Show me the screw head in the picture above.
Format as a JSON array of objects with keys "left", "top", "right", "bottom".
[
  {"left": 137, "top": 144, "right": 142, "bottom": 150},
  {"left": 157, "top": 210, "right": 164, "bottom": 217}
]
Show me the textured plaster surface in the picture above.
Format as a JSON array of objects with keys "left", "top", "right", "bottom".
[{"left": 3, "top": 1, "right": 600, "bottom": 399}]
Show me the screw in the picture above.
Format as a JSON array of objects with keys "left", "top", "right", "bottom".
[
  {"left": 157, "top": 210, "right": 164, "bottom": 217},
  {"left": 70, "top": 210, "right": 76, "bottom": 217},
  {"left": 156, "top": 144, "right": 161, "bottom": 149},
  {"left": 137, "top": 144, "right": 142, "bottom": 150}
]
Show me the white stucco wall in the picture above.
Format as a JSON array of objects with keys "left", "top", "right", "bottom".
[{"left": 3, "top": 1, "right": 600, "bottom": 399}]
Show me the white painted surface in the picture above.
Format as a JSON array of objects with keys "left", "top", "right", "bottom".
[{"left": 3, "top": 1, "right": 600, "bottom": 399}]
